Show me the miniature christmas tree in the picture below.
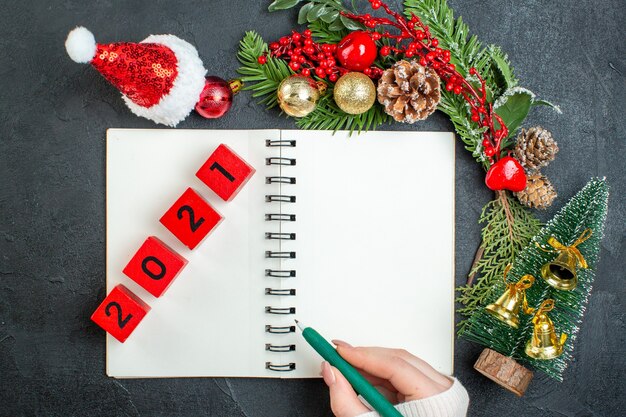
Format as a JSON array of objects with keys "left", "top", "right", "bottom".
[{"left": 461, "top": 178, "right": 609, "bottom": 394}]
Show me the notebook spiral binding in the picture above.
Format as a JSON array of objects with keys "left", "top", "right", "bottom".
[{"left": 265, "top": 138, "right": 297, "bottom": 372}]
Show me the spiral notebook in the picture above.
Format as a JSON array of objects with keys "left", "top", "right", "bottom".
[{"left": 106, "top": 128, "right": 455, "bottom": 378}]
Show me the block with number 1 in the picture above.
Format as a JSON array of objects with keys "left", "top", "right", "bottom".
[
  {"left": 160, "top": 188, "right": 223, "bottom": 250},
  {"left": 91, "top": 284, "right": 151, "bottom": 343},
  {"left": 196, "top": 144, "right": 255, "bottom": 201}
]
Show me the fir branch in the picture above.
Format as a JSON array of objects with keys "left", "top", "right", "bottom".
[
  {"left": 456, "top": 192, "right": 541, "bottom": 334},
  {"left": 296, "top": 92, "right": 391, "bottom": 132},
  {"left": 236, "top": 31, "right": 293, "bottom": 109},
  {"left": 461, "top": 178, "right": 610, "bottom": 380}
]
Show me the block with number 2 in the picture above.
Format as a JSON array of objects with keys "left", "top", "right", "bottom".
[
  {"left": 123, "top": 236, "right": 188, "bottom": 297},
  {"left": 196, "top": 144, "right": 255, "bottom": 201},
  {"left": 91, "top": 284, "right": 151, "bottom": 343},
  {"left": 160, "top": 188, "right": 223, "bottom": 250}
]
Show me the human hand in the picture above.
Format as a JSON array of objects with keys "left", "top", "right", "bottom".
[{"left": 321, "top": 341, "right": 453, "bottom": 417}]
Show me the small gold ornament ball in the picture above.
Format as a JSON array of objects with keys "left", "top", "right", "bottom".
[
  {"left": 277, "top": 75, "right": 321, "bottom": 117},
  {"left": 333, "top": 72, "right": 376, "bottom": 115}
]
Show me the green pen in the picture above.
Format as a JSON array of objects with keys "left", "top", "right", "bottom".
[{"left": 296, "top": 320, "right": 403, "bottom": 417}]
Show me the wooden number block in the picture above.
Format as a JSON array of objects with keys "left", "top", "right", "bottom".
[
  {"left": 160, "top": 188, "right": 223, "bottom": 249},
  {"left": 91, "top": 284, "right": 151, "bottom": 343},
  {"left": 123, "top": 236, "right": 188, "bottom": 297},
  {"left": 196, "top": 144, "right": 255, "bottom": 201}
]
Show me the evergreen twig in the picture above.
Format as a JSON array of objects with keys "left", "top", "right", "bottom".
[{"left": 456, "top": 192, "right": 541, "bottom": 333}]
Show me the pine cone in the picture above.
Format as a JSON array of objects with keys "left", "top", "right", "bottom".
[
  {"left": 377, "top": 60, "right": 440, "bottom": 123},
  {"left": 514, "top": 127, "right": 559, "bottom": 172},
  {"left": 515, "top": 172, "right": 557, "bottom": 209}
]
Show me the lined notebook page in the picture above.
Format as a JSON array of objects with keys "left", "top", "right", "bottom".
[{"left": 278, "top": 130, "right": 455, "bottom": 377}]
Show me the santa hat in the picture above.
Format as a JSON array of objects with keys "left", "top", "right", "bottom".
[{"left": 65, "top": 27, "right": 206, "bottom": 127}]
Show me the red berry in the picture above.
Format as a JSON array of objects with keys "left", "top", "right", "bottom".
[
  {"left": 371, "top": 32, "right": 382, "bottom": 41},
  {"left": 304, "top": 46, "right": 315, "bottom": 55},
  {"left": 485, "top": 148, "right": 495, "bottom": 157},
  {"left": 482, "top": 138, "right": 490, "bottom": 147},
  {"left": 363, "top": 68, "right": 373, "bottom": 76},
  {"left": 407, "top": 21, "right": 415, "bottom": 29},
  {"left": 469, "top": 67, "right": 477, "bottom": 75},
  {"left": 371, "top": 1, "right": 381, "bottom": 9},
  {"left": 304, "top": 38, "right": 313, "bottom": 46},
  {"left": 279, "top": 37, "right": 289, "bottom": 45},
  {"left": 431, "top": 39, "right": 439, "bottom": 47},
  {"left": 435, "top": 47, "right": 443, "bottom": 55},
  {"left": 301, "top": 68, "right": 311, "bottom": 76},
  {"left": 365, "top": 20, "right": 376, "bottom": 28},
  {"left": 419, "top": 57, "right": 427, "bottom": 66},
  {"left": 415, "top": 31, "right": 425, "bottom": 40},
  {"left": 304, "top": 29, "right": 312, "bottom": 38},
  {"left": 380, "top": 46, "right": 391, "bottom": 56},
  {"left": 453, "top": 85, "right": 462, "bottom": 94},
  {"left": 447, "top": 63, "right": 455, "bottom": 71},
  {"left": 294, "top": 47, "right": 302, "bottom": 55},
  {"left": 292, "top": 33, "right": 301, "bottom": 42},
  {"left": 289, "top": 62, "right": 300, "bottom": 71},
  {"left": 269, "top": 42, "right": 279, "bottom": 50},
  {"left": 329, "top": 73, "right": 338, "bottom": 82},
  {"left": 298, "top": 55, "right": 306, "bottom": 63},
  {"left": 405, "top": 50, "right": 415, "bottom": 58},
  {"left": 257, "top": 55, "right": 267, "bottom": 65},
  {"left": 443, "top": 50, "right": 451, "bottom": 59},
  {"left": 315, "top": 67, "right": 326, "bottom": 78},
  {"left": 473, "top": 114, "right": 481, "bottom": 122},
  {"left": 336, "top": 31, "right": 378, "bottom": 71},
  {"left": 445, "top": 82, "right": 454, "bottom": 91},
  {"left": 322, "top": 44, "right": 332, "bottom": 53}
]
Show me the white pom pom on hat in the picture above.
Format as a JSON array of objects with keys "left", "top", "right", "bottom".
[{"left": 65, "top": 26, "right": 97, "bottom": 63}]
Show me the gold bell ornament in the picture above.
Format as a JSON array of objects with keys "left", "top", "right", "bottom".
[
  {"left": 525, "top": 299, "right": 567, "bottom": 360},
  {"left": 485, "top": 265, "right": 535, "bottom": 328},
  {"left": 277, "top": 75, "right": 326, "bottom": 117},
  {"left": 537, "top": 228, "right": 592, "bottom": 291}
]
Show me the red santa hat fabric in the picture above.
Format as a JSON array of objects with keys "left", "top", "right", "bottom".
[{"left": 65, "top": 27, "right": 206, "bottom": 127}]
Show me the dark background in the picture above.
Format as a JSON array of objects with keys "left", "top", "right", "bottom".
[{"left": 1, "top": 0, "right": 624, "bottom": 416}]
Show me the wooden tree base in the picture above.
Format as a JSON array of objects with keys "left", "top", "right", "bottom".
[{"left": 474, "top": 348, "right": 533, "bottom": 397}]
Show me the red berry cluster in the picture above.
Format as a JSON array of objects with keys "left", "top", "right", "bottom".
[
  {"left": 343, "top": 0, "right": 508, "bottom": 164},
  {"left": 258, "top": 30, "right": 385, "bottom": 81}
]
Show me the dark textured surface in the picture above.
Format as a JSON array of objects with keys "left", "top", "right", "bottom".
[{"left": 0, "top": 1, "right": 624, "bottom": 416}]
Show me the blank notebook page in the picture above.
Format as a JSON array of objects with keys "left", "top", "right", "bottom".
[
  {"left": 278, "top": 130, "right": 455, "bottom": 377},
  {"left": 106, "top": 129, "right": 454, "bottom": 378}
]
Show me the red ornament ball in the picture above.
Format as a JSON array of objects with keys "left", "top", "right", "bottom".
[
  {"left": 336, "top": 31, "right": 378, "bottom": 72},
  {"left": 195, "top": 76, "right": 241, "bottom": 119}
]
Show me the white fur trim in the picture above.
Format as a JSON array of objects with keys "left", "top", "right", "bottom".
[
  {"left": 65, "top": 27, "right": 97, "bottom": 63},
  {"left": 122, "top": 34, "right": 207, "bottom": 127}
]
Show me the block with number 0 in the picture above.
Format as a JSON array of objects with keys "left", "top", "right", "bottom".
[
  {"left": 91, "top": 284, "right": 151, "bottom": 343},
  {"left": 160, "top": 188, "right": 223, "bottom": 250},
  {"left": 123, "top": 236, "right": 188, "bottom": 297},
  {"left": 196, "top": 144, "right": 255, "bottom": 201}
]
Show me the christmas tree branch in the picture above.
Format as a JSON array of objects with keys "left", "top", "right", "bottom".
[{"left": 457, "top": 192, "right": 541, "bottom": 333}]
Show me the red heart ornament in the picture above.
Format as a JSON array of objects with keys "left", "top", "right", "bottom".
[{"left": 485, "top": 157, "right": 527, "bottom": 192}]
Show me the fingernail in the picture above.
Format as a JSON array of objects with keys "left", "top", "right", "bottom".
[
  {"left": 321, "top": 361, "right": 336, "bottom": 386},
  {"left": 332, "top": 339, "right": 353, "bottom": 348}
]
